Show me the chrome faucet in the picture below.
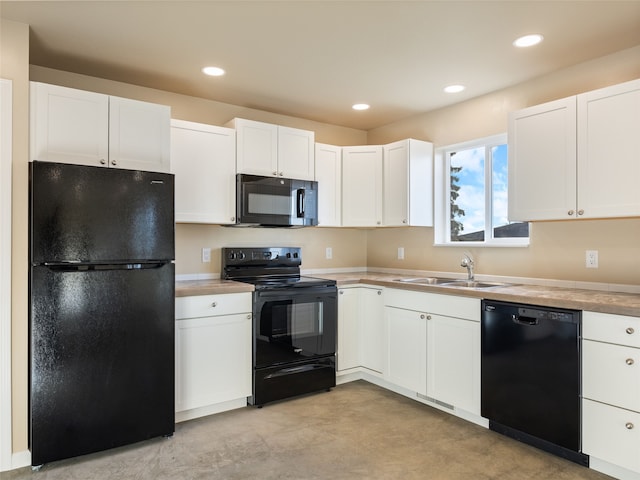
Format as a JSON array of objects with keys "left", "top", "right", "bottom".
[{"left": 461, "top": 253, "right": 474, "bottom": 281}]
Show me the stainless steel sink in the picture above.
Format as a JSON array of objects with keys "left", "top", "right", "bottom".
[
  {"left": 440, "top": 280, "right": 508, "bottom": 288},
  {"left": 395, "top": 277, "right": 454, "bottom": 285}
]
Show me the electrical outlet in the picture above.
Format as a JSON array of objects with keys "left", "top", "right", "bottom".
[
  {"left": 202, "top": 247, "right": 211, "bottom": 263},
  {"left": 397, "top": 247, "right": 405, "bottom": 260},
  {"left": 586, "top": 250, "right": 598, "bottom": 268},
  {"left": 326, "top": 247, "right": 332, "bottom": 260}
]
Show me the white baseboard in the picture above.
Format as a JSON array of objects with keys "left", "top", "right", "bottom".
[{"left": 175, "top": 397, "right": 248, "bottom": 423}]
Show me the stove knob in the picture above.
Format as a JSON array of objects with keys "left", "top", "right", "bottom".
[
  {"left": 238, "top": 252, "right": 246, "bottom": 260},
  {"left": 293, "top": 252, "right": 299, "bottom": 258},
  {"left": 228, "top": 252, "right": 236, "bottom": 260},
  {"left": 286, "top": 252, "right": 291, "bottom": 258}
]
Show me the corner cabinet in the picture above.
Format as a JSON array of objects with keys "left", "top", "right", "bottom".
[
  {"left": 508, "top": 78, "right": 640, "bottom": 221},
  {"left": 175, "top": 293, "right": 252, "bottom": 421},
  {"left": 30, "top": 82, "right": 170, "bottom": 172},
  {"left": 227, "top": 118, "right": 315, "bottom": 181},
  {"left": 170, "top": 119, "right": 236, "bottom": 224},
  {"left": 315, "top": 143, "right": 342, "bottom": 227},
  {"left": 382, "top": 139, "right": 433, "bottom": 227},
  {"left": 582, "top": 311, "right": 640, "bottom": 476},
  {"left": 342, "top": 145, "right": 383, "bottom": 227}
]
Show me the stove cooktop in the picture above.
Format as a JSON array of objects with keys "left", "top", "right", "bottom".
[{"left": 236, "top": 275, "right": 336, "bottom": 289}]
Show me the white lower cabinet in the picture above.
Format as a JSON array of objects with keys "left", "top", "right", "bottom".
[
  {"left": 337, "top": 286, "right": 384, "bottom": 373},
  {"left": 385, "top": 306, "right": 427, "bottom": 395},
  {"left": 427, "top": 314, "right": 480, "bottom": 414},
  {"left": 175, "top": 293, "right": 252, "bottom": 420},
  {"left": 582, "top": 311, "right": 640, "bottom": 476}
]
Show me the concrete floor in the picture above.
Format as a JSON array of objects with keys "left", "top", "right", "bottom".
[{"left": 2, "top": 381, "right": 613, "bottom": 480}]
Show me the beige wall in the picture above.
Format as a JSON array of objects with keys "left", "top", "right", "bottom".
[
  {"left": 1, "top": 18, "right": 30, "bottom": 457},
  {"left": 367, "top": 45, "right": 640, "bottom": 285}
]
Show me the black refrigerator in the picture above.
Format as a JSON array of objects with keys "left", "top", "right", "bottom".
[{"left": 29, "top": 161, "right": 175, "bottom": 467}]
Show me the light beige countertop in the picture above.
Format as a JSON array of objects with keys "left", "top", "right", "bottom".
[
  {"left": 176, "top": 272, "right": 640, "bottom": 317},
  {"left": 175, "top": 278, "right": 254, "bottom": 297}
]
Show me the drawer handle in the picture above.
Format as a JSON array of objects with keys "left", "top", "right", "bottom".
[
  {"left": 626, "top": 327, "right": 635, "bottom": 335},
  {"left": 626, "top": 358, "right": 635, "bottom": 366},
  {"left": 211, "top": 302, "right": 217, "bottom": 307},
  {"left": 626, "top": 422, "right": 634, "bottom": 430}
]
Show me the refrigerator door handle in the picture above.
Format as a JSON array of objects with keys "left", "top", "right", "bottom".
[{"left": 42, "top": 262, "right": 168, "bottom": 272}]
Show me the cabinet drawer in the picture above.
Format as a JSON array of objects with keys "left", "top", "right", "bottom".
[
  {"left": 583, "top": 339, "right": 640, "bottom": 412},
  {"left": 176, "top": 293, "right": 252, "bottom": 320},
  {"left": 583, "top": 399, "right": 640, "bottom": 473},
  {"left": 583, "top": 311, "right": 640, "bottom": 348}
]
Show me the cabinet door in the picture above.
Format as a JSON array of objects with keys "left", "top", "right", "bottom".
[
  {"left": 508, "top": 97, "right": 577, "bottom": 221},
  {"left": 342, "top": 146, "right": 383, "bottom": 227},
  {"left": 583, "top": 339, "right": 640, "bottom": 412},
  {"left": 233, "top": 118, "right": 278, "bottom": 177},
  {"left": 360, "top": 288, "right": 384, "bottom": 373},
  {"left": 583, "top": 399, "right": 640, "bottom": 473},
  {"left": 427, "top": 314, "right": 480, "bottom": 414},
  {"left": 175, "top": 313, "right": 252, "bottom": 412},
  {"left": 577, "top": 79, "right": 640, "bottom": 219},
  {"left": 171, "top": 120, "right": 236, "bottom": 224},
  {"left": 337, "top": 288, "right": 361, "bottom": 371},
  {"left": 278, "top": 126, "right": 315, "bottom": 180},
  {"left": 383, "top": 140, "right": 410, "bottom": 226},
  {"left": 30, "top": 82, "right": 109, "bottom": 166},
  {"left": 385, "top": 306, "right": 427, "bottom": 395},
  {"left": 315, "top": 143, "right": 342, "bottom": 227},
  {"left": 108, "top": 96, "right": 170, "bottom": 172}
]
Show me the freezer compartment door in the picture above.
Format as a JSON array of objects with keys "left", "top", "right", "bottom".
[
  {"left": 30, "top": 161, "right": 174, "bottom": 263},
  {"left": 29, "top": 263, "right": 175, "bottom": 466}
]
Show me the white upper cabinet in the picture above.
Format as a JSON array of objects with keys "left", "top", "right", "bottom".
[
  {"left": 108, "top": 96, "right": 170, "bottom": 172},
  {"left": 315, "top": 143, "right": 342, "bottom": 227},
  {"left": 508, "top": 78, "right": 640, "bottom": 221},
  {"left": 508, "top": 97, "right": 577, "bottom": 221},
  {"left": 228, "top": 118, "right": 315, "bottom": 180},
  {"left": 577, "top": 79, "right": 640, "bottom": 219},
  {"left": 342, "top": 145, "right": 383, "bottom": 227},
  {"left": 383, "top": 138, "right": 433, "bottom": 227},
  {"left": 170, "top": 119, "right": 236, "bottom": 224},
  {"left": 30, "top": 82, "right": 170, "bottom": 172}
]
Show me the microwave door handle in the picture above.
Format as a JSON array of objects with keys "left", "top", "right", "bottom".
[{"left": 296, "top": 188, "right": 305, "bottom": 217}]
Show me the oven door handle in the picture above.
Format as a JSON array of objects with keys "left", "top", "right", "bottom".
[{"left": 256, "top": 286, "right": 337, "bottom": 298}]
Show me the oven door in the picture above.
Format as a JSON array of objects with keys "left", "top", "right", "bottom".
[{"left": 254, "top": 285, "right": 337, "bottom": 368}]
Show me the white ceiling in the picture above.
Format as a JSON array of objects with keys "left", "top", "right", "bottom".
[{"left": 2, "top": 1, "right": 640, "bottom": 130}]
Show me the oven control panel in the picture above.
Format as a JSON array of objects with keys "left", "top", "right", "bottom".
[{"left": 222, "top": 247, "right": 302, "bottom": 268}]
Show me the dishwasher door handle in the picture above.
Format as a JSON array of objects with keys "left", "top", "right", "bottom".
[{"left": 512, "top": 314, "right": 538, "bottom": 326}]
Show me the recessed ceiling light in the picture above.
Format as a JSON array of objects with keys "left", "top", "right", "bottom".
[
  {"left": 202, "top": 66, "right": 225, "bottom": 76},
  {"left": 444, "top": 85, "right": 465, "bottom": 94},
  {"left": 352, "top": 103, "right": 370, "bottom": 111},
  {"left": 513, "top": 34, "right": 544, "bottom": 48}
]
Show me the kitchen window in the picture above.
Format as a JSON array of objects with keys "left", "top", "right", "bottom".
[{"left": 434, "top": 133, "right": 529, "bottom": 247}]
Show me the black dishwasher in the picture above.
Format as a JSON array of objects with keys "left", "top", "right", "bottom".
[{"left": 481, "top": 299, "right": 588, "bottom": 466}]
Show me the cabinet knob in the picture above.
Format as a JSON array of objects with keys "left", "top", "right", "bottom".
[
  {"left": 100, "top": 159, "right": 106, "bottom": 165},
  {"left": 247, "top": 314, "right": 252, "bottom": 320},
  {"left": 339, "top": 290, "right": 344, "bottom": 295},
  {"left": 427, "top": 315, "right": 432, "bottom": 320},
  {"left": 402, "top": 219, "right": 407, "bottom": 224},
  {"left": 420, "top": 314, "right": 425, "bottom": 319},
  {"left": 577, "top": 209, "right": 584, "bottom": 216},
  {"left": 626, "top": 422, "right": 634, "bottom": 430},
  {"left": 231, "top": 217, "right": 235, "bottom": 222},
  {"left": 626, "top": 327, "right": 635, "bottom": 335},
  {"left": 626, "top": 358, "right": 635, "bottom": 366},
  {"left": 568, "top": 210, "right": 574, "bottom": 216},
  {"left": 279, "top": 172, "right": 284, "bottom": 176},
  {"left": 377, "top": 221, "right": 381, "bottom": 225},
  {"left": 377, "top": 290, "right": 382, "bottom": 295},
  {"left": 211, "top": 302, "right": 217, "bottom": 307},
  {"left": 111, "top": 159, "right": 117, "bottom": 166},
  {"left": 272, "top": 171, "right": 278, "bottom": 176}
]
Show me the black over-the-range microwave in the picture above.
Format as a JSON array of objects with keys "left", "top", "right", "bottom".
[{"left": 234, "top": 174, "right": 318, "bottom": 227}]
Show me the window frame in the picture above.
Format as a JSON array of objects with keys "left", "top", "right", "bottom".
[{"left": 434, "top": 133, "right": 529, "bottom": 247}]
